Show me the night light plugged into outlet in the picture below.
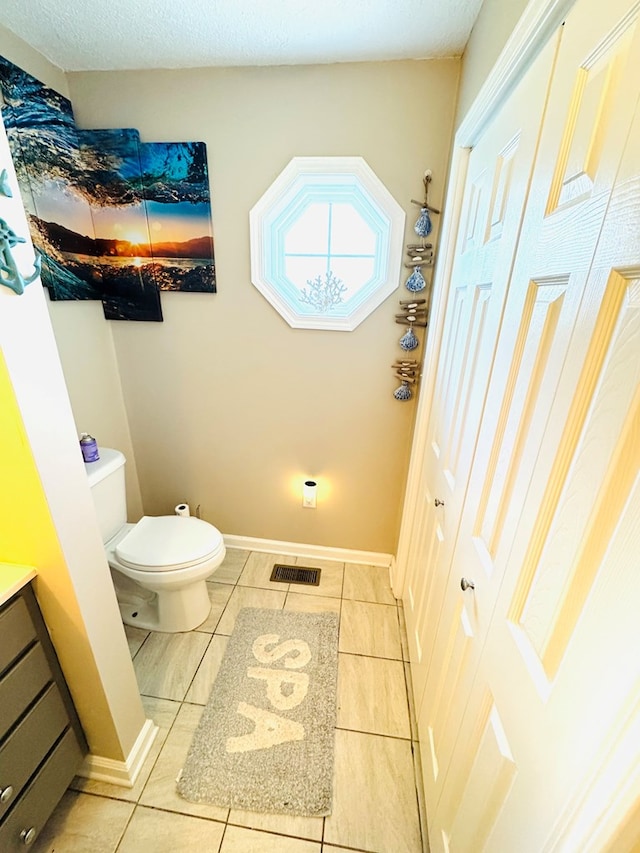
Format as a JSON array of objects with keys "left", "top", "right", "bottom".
[{"left": 303, "top": 479, "right": 317, "bottom": 508}]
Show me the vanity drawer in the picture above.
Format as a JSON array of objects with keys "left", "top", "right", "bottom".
[
  {"left": 0, "top": 683, "right": 68, "bottom": 822},
  {"left": 0, "top": 727, "right": 83, "bottom": 852},
  {"left": 0, "top": 597, "right": 36, "bottom": 676},
  {"left": 0, "top": 644, "right": 52, "bottom": 736}
]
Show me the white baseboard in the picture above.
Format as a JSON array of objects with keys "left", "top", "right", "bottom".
[
  {"left": 223, "top": 534, "right": 393, "bottom": 568},
  {"left": 77, "top": 718, "right": 159, "bottom": 788},
  {"left": 389, "top": 555, "right": 401, "bottom": 598}
]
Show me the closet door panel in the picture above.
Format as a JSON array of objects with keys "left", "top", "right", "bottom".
[
  {"left": 489, "top": 93, "right": 640, "bottom": 853},
  {"left": 428, "top": 0, "right": 640, "bottom": 848},
  {"left": 403, "top": 29, "right": 561, "bottom": 810}
]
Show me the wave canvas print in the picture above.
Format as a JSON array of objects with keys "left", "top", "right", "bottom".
[{"left": 0, "top": 56, "right": 216, "bottom": 321}]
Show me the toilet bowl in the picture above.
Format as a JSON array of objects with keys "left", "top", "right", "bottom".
[
  {"left": 107, "top": 515, "right": 225, "bottom": 632},
  {"left": 86, "top": 448, "right": 226, "bottom": 632}
]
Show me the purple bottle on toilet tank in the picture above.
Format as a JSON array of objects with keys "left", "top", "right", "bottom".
[{"left": 80, "top": 433, "right": 100, "bottom": 463}]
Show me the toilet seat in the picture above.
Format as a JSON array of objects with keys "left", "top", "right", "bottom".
[{"left": 115, "top": 515, "right": 224, "bottom": 572}]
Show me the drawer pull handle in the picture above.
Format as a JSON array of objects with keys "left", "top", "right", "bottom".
[
  {"left": 0, "top": 784, "right": 13, "bottom": 803},
  {"left": 20, "top": 827, "right": 36, "bottom": 846}
]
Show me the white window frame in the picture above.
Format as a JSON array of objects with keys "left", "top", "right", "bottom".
[{"left": 249, "top": 156, "right": 405, "bottom": 331}]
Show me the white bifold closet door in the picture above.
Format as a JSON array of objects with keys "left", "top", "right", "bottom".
[
  {"left": 405, "top": 0, "right": 640, "bottom": 849},
  {"left": 403, "top": 19, "right": 560, "bottom": 740}
]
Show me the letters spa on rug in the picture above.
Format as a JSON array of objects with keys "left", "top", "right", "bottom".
[{"left": 177, "top": 608, "right": 339, "bottom": 816}]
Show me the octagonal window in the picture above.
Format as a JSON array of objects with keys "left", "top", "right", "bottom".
[{"left": 250, "top": 157, "right": 405, "bottom": 331}]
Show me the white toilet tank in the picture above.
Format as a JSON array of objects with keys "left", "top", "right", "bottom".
[{"left": 85, "top": 447, "right": 127, "bottom": 544}]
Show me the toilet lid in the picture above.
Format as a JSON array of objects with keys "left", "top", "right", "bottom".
[{"left": 115, "top": 516, "right": 224, "bottom": 571}]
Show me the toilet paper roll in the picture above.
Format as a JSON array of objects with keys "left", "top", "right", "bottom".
[{"left": 175, "top": 503, "right": 190, "bottom": 517}]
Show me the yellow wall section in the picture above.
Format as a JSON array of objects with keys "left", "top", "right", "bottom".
[
  {"left": 0, "top": 350, "right": 125, "bottom": 760},
  {"left": 1, "top": 352, "right": 59, "bottom": 561}
]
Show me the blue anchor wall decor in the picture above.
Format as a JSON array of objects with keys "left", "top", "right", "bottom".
[
  {"left": 0, "top": 169, "right": 13, "bottom": 198},
  {"left": 0, "top": 217, "right": 41, "bottom": 295}
]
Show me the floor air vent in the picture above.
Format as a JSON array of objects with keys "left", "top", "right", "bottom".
[{"left": 270, "top": 564, "right": 321, "bottom": 586}]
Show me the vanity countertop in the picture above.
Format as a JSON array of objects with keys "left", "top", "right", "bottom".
[{"left": 0, "top": 562, "right": 37, "bottom": 607}]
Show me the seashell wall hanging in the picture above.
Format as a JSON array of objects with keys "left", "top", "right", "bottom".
[
  {"left": 391, "top": 358, "right": 419, "bottom": 401},
  {"left": 392, "top": 170, "right": 440, "bottom": 400},
  {"left": 393, "top": 381, "right": 413, "bottom": 400},
  {"left": 411, "top": 170, "right": 440, "bottom": 237},
  {"left": 394, "top": 301, "right": 427, "bottom": 397},
  {"left": 414, "top": 207, "right": 432, "bottom": 238},
  {"left": 397, "top": 299, "right": 426, "bottom": 351},
  {"left": 404, "top": 171, "right": 438, "bottom": 296},
  {"left": 399, "top": 326, "right": 419, "bottom": 351},
  {"left": 405, "top": 266, "right": 426, "bottom": 292}
]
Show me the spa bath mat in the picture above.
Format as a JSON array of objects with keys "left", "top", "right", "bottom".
[{"left": 177, "top": 607, "right": 339, "bottom": 816}]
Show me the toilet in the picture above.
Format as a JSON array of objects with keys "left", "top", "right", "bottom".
[{"left": 85, "top": 447, "right": 226, "bottom": 633}]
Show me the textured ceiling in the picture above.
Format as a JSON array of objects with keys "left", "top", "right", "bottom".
[{"left": 1, "top": 0, "right": 483, "bottom": 71}]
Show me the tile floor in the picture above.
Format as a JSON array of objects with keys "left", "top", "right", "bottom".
[{"left": 33, "top": 549, "right": 428, "bottom": 853}]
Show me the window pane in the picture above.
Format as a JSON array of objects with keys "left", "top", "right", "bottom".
[
  {"left": 330, "top": 257, "right": 376, "bottom": 296},
  {"left": 330, "top": 203, "right": 377, "bottom": 256},
  {"left": 285, "top": 256, "right": 327, "bottom": 292},
  {"left": 284, "top": 203, "right": 330, "bottom": 255}
]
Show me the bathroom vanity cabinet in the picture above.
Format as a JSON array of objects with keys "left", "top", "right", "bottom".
[{"left": 0, "top": 580, "right": 87, "bottom": 850}]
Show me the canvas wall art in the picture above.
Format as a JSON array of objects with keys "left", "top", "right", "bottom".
[{"left": 0, "top": 56, "right": 216, "bottom": 321}]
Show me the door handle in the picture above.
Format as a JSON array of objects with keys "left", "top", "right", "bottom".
[
  {"left": 434, "top": 498, "right": 445, "bottom": 507},
  {"left": 460, "top": 577, "right": 475, "bottom": 591}
]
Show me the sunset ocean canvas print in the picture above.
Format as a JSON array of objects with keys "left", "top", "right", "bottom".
[
  {"left": 0, "top": 56, "right": 215, "bottom": 321},
  {"left": 138, "top": 141, "right": 215, "bottom": 294},
  {"left": 78, "top": 127, "right": 163, "bottom": 321}
]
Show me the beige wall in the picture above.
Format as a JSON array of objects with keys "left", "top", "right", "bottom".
[
  {"left": 456, "top": 0, "right": 530, "bottom": 126},
  {"left": 65, "top": 59, "right": 460, "bottom": 553},
  {"left": 0, "top": 25, "right": 68, "bottom": 96},
  {"left": 47, "top": 301, "right": 144, "bottom": 520}
]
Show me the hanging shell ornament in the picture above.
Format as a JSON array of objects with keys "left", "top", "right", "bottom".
[
  {"left": 393, "top": 381, "right": 412, "bottom": 401},
  {"left": 391, "top": 358, "right": 418, "bottom": 401},
  {"left": 411, "top": 170, "right": 439, "bottom": 239},
  {"left": 405, "top": 266, "right": 426, "bottom": 292},
  {"left": 414, "top": 206, "right": 432, "bottom": 238},
  {"left": 399, "top": 325, "right": 419, "bottom": 351},
  {"left": 396, "top": 299, "right": 426, "bottom": 351}
]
